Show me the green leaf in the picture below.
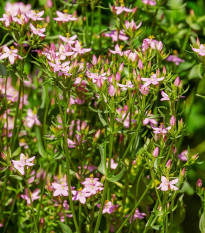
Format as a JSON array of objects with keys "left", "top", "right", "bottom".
[
  {"left": 12, "top": 147, "right": 21, "bottom": 157},
  {"left": 9, "top": 175, "right": 23, "bottom": 181},
  {"left": 180, "top": 181, "right": 194, "bottom": 195},
  {"left": 0, "top": 63, "right": 7, "bottom": 76},
  {"left": 106, "top": 163, "right": 126, "bottom": 182},
  {"left": 35, "top": 126, "right": 47, "bottom": 158},
  {"left": 199, "top": 213, "right": 205, "bottom": 233},
  {"left": 188, "top": 63, "right": 203, "bottom": 80},
  {"left": 98, "top": 143, "right": 107, "bottom": 175},
  {"left": 58, "top": 221, "right": 72, "bottom": 233},
  {"left": 98, "top": 112, "right": 107, "bottom": 127}
]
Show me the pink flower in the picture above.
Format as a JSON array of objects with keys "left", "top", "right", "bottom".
[
  {"left": 25, "top": 109, "right": 41, "bottom": 128},
  {"left": 54, "top": 11, "right": 78, "bottom": 22},
  {"left": 81, "top": 177, "right": 103, "bottom": 188},
  {"left": 142, "top": 38, "right": 163, "bottom": 51},
  {"left": 141, "top": 73, "right": 164, "bottom": 88},
  {"left": 142, "top": 0, "right": 157, "bottom": 6},
  {"left": 97, "top": 201, "right": 119, "bottom": 214},
  {"left": 72, "top": 189, "right": 91, "bottom": 204},
  {"left": 127, "top": 209, "right": 146, "bottom": 223},
  {"left": 0, "top": 45, "right": 22, "bottom": 64},
  {"left": 157, "top": 176, "right": 178, "bottom": 191},
  {"left": 71, "top": 41, "right": 91, "bottom": 54},
  {"left": 117, "top": 81, "right": 133, "bottom": 91},
  {"left": 139, "top": 84, "right": 149, "bottom": 95},
  {"left": 178, "top": 150, "right": 188, "bottom": 161},
  {"left": 0, "top": 13, "right": 13, "bottom": 27},
  {"left": 160, "top": 91, "right": 170, "bottom": 101},
  {"left": 59, "top": 34, "right": 77, "bottom": 44},
  {"left": 125, "top": 20, "right": 142, "bottom": 30},
  {"left": 26, "top": 10, "right": 44, "bottom": 21},
  {"left": 166, "top": 55, "right": 184, "bottom": 65},
  {"left": 52, "top": 182, "right": 69, "bottom": 197},
  {"left": 113, "top": 6, "right": 135, "bottom": 15},
  {"left": 106, "top": 158, "right": 118, "bottom": 169},
  {"left": 192, "top": 44, "right": 205, "bottom": 56},
  {"left": 21, "top": 188, "right": 40, "bottom": 204},
  {"left": 103, "top": 30, "right": 129, "bottom": 42},
  {"left": 109, "top": 44, "right": 124, "bottom": 56},
  {"left": 151, "top": 123, "right": 171, "bottom": 136},
  {"left": 56, "top": 44, "right": 74, "bottom": 60},
  {"left": 12, "top": 153, "right": 35, "bottom": 175},
  {"left": 30, "top": 23, "right": 46, "bottom": 37}
]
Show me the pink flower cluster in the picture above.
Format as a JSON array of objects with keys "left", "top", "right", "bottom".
[
  {"left": 12, "top": 153, "right": 35, "bottom": 175},
  {"left": 0, "top": 2, "right": 44, "bottom": 27},
  {"left": 72, "top": 177, "right": 104, "bottom": 204}
]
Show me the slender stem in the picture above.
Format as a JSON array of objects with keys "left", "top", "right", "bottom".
[
  {"left": 37, "top": 162, "right": 50, "bottom": 227},
  {"left": 10, "top": 79, "right": 23, "bottom": 152},
  {"left": 93, "top": 180, "right": 108, "bottom": 233},
  {"left": 54, "top": 82, "right": 80, "bottom": 233},
  {"left": 121, "top": 160, "right": 132, "bottom": 219},
  {"left": 3, "top": 190, "right": 17, "bottom": 233},
  {"left": 116, "top": 182, "right": 151, "bottom": 233},
  {"left": 25, "top": 179, "right": 38, "bottom": 233}
]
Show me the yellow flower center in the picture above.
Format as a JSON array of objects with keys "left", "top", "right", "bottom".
[
  {"left": 148, "top": 35, "right": 155, "bottom": 40},
  {"left": 119, "top": 0, "right": 124, "bottom": 6},
  {"left": 63, "top": 9, "right": 68, "bottom": 13},
  {"left": 10, "top": 46, "right": 15, "bottom": 50}
]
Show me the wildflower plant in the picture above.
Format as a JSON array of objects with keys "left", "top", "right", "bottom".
[{"left": 0, "top": 0, "right": 204, "bottom": 233}]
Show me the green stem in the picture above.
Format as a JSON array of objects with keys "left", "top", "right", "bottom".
[
  {"left": 116, "top": 182, "right": 151, "bottom": 233},
  {"left": 93, "top": 180, "right": 108, "bottom": 233},
  {"left": 54, "top": 82, "right": 80, "bottom": 233},
  {"left": 10, "top": 79, "right": 23, "bottom": 152},
  {"left": 25, "top": 179, "right": 38, "bottom": 233},
  {"left": 37, "top": 162, "right": 50, "bottom": 227}
]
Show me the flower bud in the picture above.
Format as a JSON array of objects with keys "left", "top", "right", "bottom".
[
  {"left": 108, "top": 85, "right": 116, "bottom": 97},
  {"left": 92, "top": 55, "right": 97, "bottom": 65},
  {"left": 47, "top": 0, "right": 53, "bottom": 8},
  {"left": 107, "top": 67, "right": 111, "bottom": 76},
  {"left": 138, "top": 59, "right": 143, "bottom": 69},
  {"left": 170, "top": 115, "right": 176, "bottom": 126},
  {"left": 197, "top": 178, "right": 202, "bottom": 187},
  {"left": 162, "top": 65, "right": 166, "bottom": 74},
  {"left": 119, "top": 63, "right": 124, "bottom": 73},
  {"left": 181, "top": 167, "right": 185, "bottom": 176},
  {"left": 153, "top": 147, "right": 159, "bottom": 157},
  {"left": 174, "top": 76, "right": 181, "bottom": 87},
  {"left": 97, "top": 79, "right": 102, "bottom": 88},
  {"left": 116, "top": 72, "right": 121, "bottom": 81},
  {"left": 157, "top": 41, "right": 163, "bottom": 51},
  {"left": 166, "top": 159, "right": 171, "bottom": 170}
]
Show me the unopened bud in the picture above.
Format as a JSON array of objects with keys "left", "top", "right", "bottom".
[
  {"left": 181, "top": 167, "right": 185, "bottom": 176},
  {"left": 170, "top": 115, "right": 176, "bottom": 126},
  {"left": 197, "top": 178, "right": 202, "bottom": 187},
  {"left": 119, "top": 63, "right": 124, "bottom": 72},
  {"left": 92, "top": 55, "right": 97, "bottom": 65},
  {"left": 116, "top": 72, "right": 121, "bottom": 81},
  {"left": 174, "top": 76, "right": 181, "bottom": 87},
  {"left": 162, "top": 65, "right": 166, "bottom": 74},
  {"left": 166, "top": 159, "right": 171, "bottom": 170},
  {"left": 153, "top": 147, "right": 159, "bottom": 157},
  {"left": 47, "top": 0, "right": 53, "bottom": 8},
  {"left": 108, "top": 85, "right": 116, "bottom": 97},
  {"left": 157, "top": 41, "right": 163, "bottom": 51},
  {"left": 138, "top": 59, "right": 143, "bottom": 69}
]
